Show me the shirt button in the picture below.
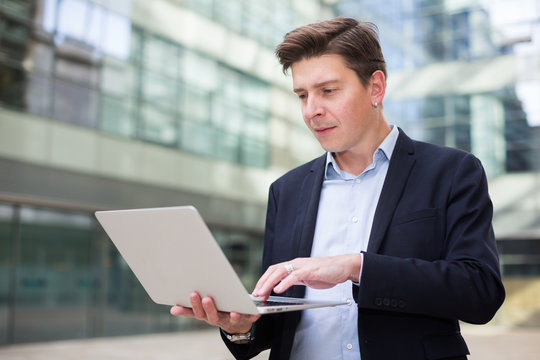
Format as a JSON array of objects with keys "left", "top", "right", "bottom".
[
  {"left": 346, "top": 344, "right": 353, "bottom": 350},
  {"left": 355, "top": 178, "right": 361, "bottom": 184},
  {"left": 346, "top": 299, "right": 353, "bottom": 305},
  {"left": 352, "top": 216, "right": 358, "bottom": 223}
]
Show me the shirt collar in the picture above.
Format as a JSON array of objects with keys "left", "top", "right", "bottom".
[{"left": 325, "top": 125, "right": 399, "bottom": 180}]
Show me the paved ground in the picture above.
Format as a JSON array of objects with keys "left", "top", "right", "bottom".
[{"left": 0, "top": 325, "right": 538, "bottom": 359}]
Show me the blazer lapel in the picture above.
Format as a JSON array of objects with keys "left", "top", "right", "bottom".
[
  {"left": 285, "top": 154, "right": 325, "bottom": 299},
  {"left": 367, "top": 129, "right": 416, "bottom": 254},
  {"left": 294, "top": 154, "right": 326, "bottom": 259}
]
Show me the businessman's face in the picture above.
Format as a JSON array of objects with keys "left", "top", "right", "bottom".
[{"left": 291, "top": 54, "right": 379, "bottom": 157}]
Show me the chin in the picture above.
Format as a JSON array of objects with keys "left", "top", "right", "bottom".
[{"left": 319, "top": 143, "right": 345, "bottom": 153}]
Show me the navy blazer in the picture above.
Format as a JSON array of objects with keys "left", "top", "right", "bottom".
[{"left": 224, "top": 129, "right": 505, "bottom": 360}]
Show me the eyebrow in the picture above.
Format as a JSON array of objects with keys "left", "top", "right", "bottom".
[{"left": 293, "top": 80, "right": 340, "bottom": 94}]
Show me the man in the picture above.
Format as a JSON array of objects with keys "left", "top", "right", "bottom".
[{"left": 171, "top": 17, "right": 505, "bottom": 359}]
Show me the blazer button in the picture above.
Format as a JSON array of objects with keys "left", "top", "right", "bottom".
[
  {"left": 398, "top": 300, "right": 406, "bottom": 309},
  {"left": 391, "top": 299, "right": 398, "bottom": 308},
  {"left": 383, "top": 298, "right": 390, "bottom": 307},
  {"left": 375, "top": 298, "right": 383, "bottom": 306}
]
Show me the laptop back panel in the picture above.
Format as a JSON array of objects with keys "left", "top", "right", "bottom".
[{"left": 95, "top": 206, "right": 259, "bottom": 315}]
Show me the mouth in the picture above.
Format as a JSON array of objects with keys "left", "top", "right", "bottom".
[{"left": 313, "top": 126, "right": 336, "bottom": 135}]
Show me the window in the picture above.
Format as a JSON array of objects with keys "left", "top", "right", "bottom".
[
  {"left": 142, "top": 35, "right": 178, "bottom": 78},
  {"left": 0, "top": 202, "right": 265, "bottom": 343},
  {"left": 140, "top": 104, "right": 177, "bottom": 146},
  {"left": 0, "top": 66, "right": 26, "bottom": 109},
  {"left": 52, "top": 78, "right": 99, "bottom": 128},
  {"left": 100, "top": 95, "right": 136, "bottom": 138},
  {"left": 12, "top": 207, "right": 94, "bottom": 342},
  {"left": 179, "top": 86, "right": 211, "bottom": 122},
  {"left": 141, "top": 70, "right": 177, "bottom": 112},
  {"left": 25, "top": 72, "right": 52, "bottom": 117},
  {"left": 241, "top": 138, "right": 269, "bottom": 167},
  {"left": 214, "top": 131, "right": 240, "bottom": 162},
  {"left": 0, "top": 204, "right": 13, "bottom": 345},
  {"left": 0, "top": 0, "right": 271, "bottom": 168},
  {"left": 180, "top": 121, "right": 215, "bottom": 156}
]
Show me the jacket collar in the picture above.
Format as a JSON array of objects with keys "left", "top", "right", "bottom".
[{"left": 367, "top": 128, "right": 416, "bottom": 253}]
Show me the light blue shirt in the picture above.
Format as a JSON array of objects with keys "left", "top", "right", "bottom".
[{"left": 290, "top": 125, "right": 399, "bottom": 360}]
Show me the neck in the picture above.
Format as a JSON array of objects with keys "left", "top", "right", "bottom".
[{"left": 333, "top": 120, "right": 392, "bottom": 176}]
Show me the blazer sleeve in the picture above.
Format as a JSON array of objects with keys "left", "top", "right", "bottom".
[{"left": 357, "top": 152, "right": 505, "bottom": 324}]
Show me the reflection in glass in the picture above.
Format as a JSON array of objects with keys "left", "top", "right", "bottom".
[
  {"left": 142, "top": 71, "right": 177, "bottom": 111},
  {"left": 180, "top": 121, "right": 214, "bottom": 156},
  {"left": 53, "top": 79, "right": 99, "bottom": 128},
  {"left": 212, "top": 100, "right": 243, "bottom": 135},
  {"left": 142, "top": 35, "right": 178, "bottom": 78},
  {"left": 25, "top": 72, "right": 52, "bottom": 117},
  {"left": 140, "top": 104, "right": 177, "bottom": 145},
  {"left": 0, "top": 0, "right": 271, "bottom": 168},
  {"left": 0, "top": 66, "right": 26, "bottom": 109},
  {"left": 100, "top": 95, "right": 136, "bottom": 138},
  {"left": 13, "top": 207, "right": 93, "bottom": 343},
  {"left": 244, "top": 111, "right": 268, "bottom": 140},
  {"left": 84, "top": 5, "right": 106, "bottom": 49},
  {"left": 242, "top": 80, "right": 269, "bottom": 111},
  {"left": 102, "top": 11, "right": 131, "bottom": 60},
  {"left": 516, "top": 81, "right": 540, "bottom": 127},
  {"left": 102, "top": 250, "right": 159, "bottom": 336},
  {"left": 180, "top": 86, "right": 211, "bottom": 122},
  {"left": 0, "top": 34, "right": 27, "bottom": 63},
  {"left": 101, "top": 60, "right": 137, "bottom": 97},
  {"left": 241, "top": 139, "right": 268, "bottom": 168},
  {"left": 42, "top": 0, "right": 58, "bottom": 33},
  {"left": 0, "top": 204, "right": 14, "bottom": 345},
  {"left": 27, "top": 41, "right": 54, "bottom": 74},
  {"left": 54, "top": 55, "right": 99, "bottom": 86},
  {"left": 57, "top": 0, "right": 87, "bottom": 40},
  {"left": 214, "top": 131, "right": 240, "bottom": 163},
  {"left": 181, "top": 50, "right": 218, "bottom": 91}
]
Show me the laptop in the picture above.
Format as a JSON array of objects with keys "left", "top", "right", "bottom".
[{"left": 95, "top": 206, "right": 347, "bottom": 315}]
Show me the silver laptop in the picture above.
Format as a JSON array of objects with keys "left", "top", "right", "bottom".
[{"left": 95, "top": 206, "right": 347, "bottom": 315}]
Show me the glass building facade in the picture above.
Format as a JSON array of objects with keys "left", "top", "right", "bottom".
[
  {"left": 0, "top": 202, "right": 262, "bottom": 343},
  {"left": 0, "top": 0, "right": 271, "bottom": 167},
  {"left": 337, "top": 0, "right": 540, "bottom": 328},
  {"left": 0, "top": 0, "right": 332, "bottom": 344},
  {"left": 0, "top": 0, "right": 539, "bottom": 345}
]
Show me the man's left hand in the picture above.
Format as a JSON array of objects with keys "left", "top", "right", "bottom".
[{"left": 252, "top": 254, "right": 362, "bottom": 301}]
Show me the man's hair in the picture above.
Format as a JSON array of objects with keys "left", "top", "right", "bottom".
[{"left": 275, "top": 17, "right": 387, "bottom": 86}]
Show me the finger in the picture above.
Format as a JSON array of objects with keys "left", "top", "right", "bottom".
[
  {"left": 253, "top": 265, "right": 289, "bottom": 299},
  {"left": 226, "top": 312, "right": 261, "bottom": 334},
  {"left": 229, "top": 311, "right": 261, "bottom": 324},
  {"left": 190, "top": 292, "right": 207, "bottom": 320},
  {"left": 252, "top": 273, "right": 272, "bottom": 298},
  {"left": 253, "top": 264, "right": 278, "bottom": 293},
  {"left": 170, "top": 305, "right": 195, "bottom": 317},
  {"left": 273, "top": 270, "right": 302, "bottom": 293},
  {"left": 201, "top": 296, "right": 222, "bottom": 326},
  {"left": 238, "top": 312, "right": 261, "bottom": 325}
]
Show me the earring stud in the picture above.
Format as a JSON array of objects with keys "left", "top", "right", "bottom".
[{"left": 373, "top": 101, "right": 378, "bottom": 108}]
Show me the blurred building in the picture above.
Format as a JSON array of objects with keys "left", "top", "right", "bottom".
[
  {"left": 0, "top": 0, "right": 539, "bottom": 345},
  {"left": 0, "top": 0, "right": 334, "bottom": 344},
  {"left": 336, "top": 0, "right": 540, "bottom": 327}
]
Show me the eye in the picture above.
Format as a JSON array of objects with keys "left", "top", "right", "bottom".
[
  {"left": 297, "top": 93, "right": 307, "bottom": 100},
  {"left": 323, "top": 88, "right": 335, "bottom": 95}
]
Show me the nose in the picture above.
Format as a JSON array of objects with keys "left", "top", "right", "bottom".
[{"left": 303, "top": 95, "right": 323, "bottom": 120}]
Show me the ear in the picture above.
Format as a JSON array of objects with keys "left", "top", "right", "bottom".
[{"left": 370, "top": 70, "right": 386, "bottom": 106}]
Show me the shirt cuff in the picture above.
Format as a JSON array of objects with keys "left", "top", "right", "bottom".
[{"left": 352, "top": 252, "right": 364, "bottom": 286}]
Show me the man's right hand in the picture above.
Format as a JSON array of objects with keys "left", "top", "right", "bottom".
[{"left": 170, "top": 292, "right": 260, "bottom": 334}]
